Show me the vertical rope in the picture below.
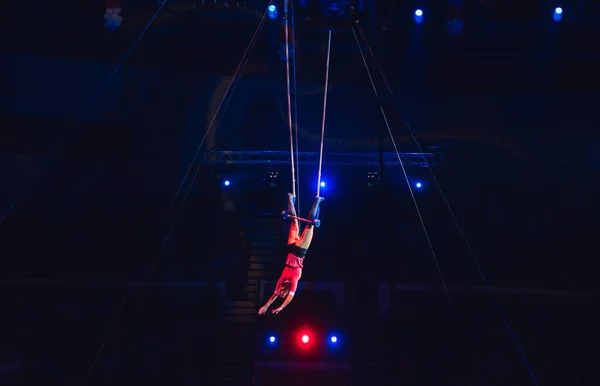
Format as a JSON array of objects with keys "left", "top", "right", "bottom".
[
  {"left": 290, "top": 0, "right": 300, "bottom": 214},
  {"left": 316, "top": 30, "right": 332, "bottom": 198},
  {"left": 352, "top": 25, "right": 450, "bottom": 299},
  {"left": 354, "top": 24, "right": 539, "bottom": 386},
  {"left": 284, "top": 0, "right": 296, "bottom": 199}
]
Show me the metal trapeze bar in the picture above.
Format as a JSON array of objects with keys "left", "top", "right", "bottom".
[{"left": 203, "top": 151, "right": 441, "bottom": 166}]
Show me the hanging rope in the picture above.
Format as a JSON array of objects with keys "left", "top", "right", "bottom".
[
  {"left": 284, "top": 0, "right": 297, "bottom": 200},
  {"left": 80, "top": 5, "right": 272, "bottom": 385},
  {"left": 0, "top": 2, "right": 169, "bottom": 229},
  {"left": 351, "top": 25, "right": 450, "bottom": 299},
  {"left": 316, "top": 30, "right": 332, "bottom": 198},
  {"left": 354, "top": 24, "right": 539, "bottom": 386},
  {"left": 290, "top": 0, "right": 300, "bottom": 214}
]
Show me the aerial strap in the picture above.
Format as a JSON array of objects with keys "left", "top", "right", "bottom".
[
  {"left": 283, "top": 0, "right": 298, "bottom": 201},
  {"left": 316, "top": 30, "right": 332, "bottom": 198}
]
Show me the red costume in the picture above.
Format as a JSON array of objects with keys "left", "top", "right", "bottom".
[{"left": 275, "top": 248, "right": 305, "bottom": 296}]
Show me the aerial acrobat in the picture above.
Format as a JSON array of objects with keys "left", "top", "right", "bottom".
[
  {"left": 258, "top": 0, "right": 330, "bottom": 315},
  {"left": 257, "top": 194, "right": 324, "bottom": 315}
]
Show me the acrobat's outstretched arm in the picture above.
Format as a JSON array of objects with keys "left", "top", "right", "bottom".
[
  {"left": 272, "top": 293, "right": 294, "bottom": 314},
  {"left": 258, "top": 293, "right": 278, "bottom": 315}
]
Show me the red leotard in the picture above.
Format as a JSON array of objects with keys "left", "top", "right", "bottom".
[{"left": 276, "top": 252, "right": 304, "bottom": 296}]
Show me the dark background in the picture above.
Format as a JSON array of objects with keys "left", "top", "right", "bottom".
[{"left": 1, "top": 0, "right": 598, "bottom": 385}]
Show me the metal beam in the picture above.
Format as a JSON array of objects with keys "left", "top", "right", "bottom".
[
  {"left": 203, "top": 151, "right": 440, "bottom": 166},
  {"left": 2, "top": 279, "right": 589, "bottom": 299}
]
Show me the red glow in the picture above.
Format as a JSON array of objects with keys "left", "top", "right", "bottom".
[{"left": 301, "top": 334, "right": 310, "bottom": 344}]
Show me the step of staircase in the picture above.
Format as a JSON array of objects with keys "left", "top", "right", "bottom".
[
  {"left": 246, "top": 233, "right": 280, "bottom": 241},
  {"left": 248, "top": 270, "right": 278, "bottom": 279},
  {"left": 249, "top": 253, "right": 279, "bottom": 260},
  {"left": 226, "top": 307, "right": 256, "bottom": 315},
  {"left": 250, "top": 240, "right": 279, "bottom": 247},
  {"left": 249, "top": 262, "right": 267, "bottom": 271},
  {"left": 224, "top": 314, "right": 256, "bottom": 323},
  {"left": 249, "top": 255, "right": 278, "bottom": 263},
  {"left": 246, "top": 283, "right": 257, "bottom": 292},
  {"left": 228, "top": 300, "right": 254, "bottom": 307}
]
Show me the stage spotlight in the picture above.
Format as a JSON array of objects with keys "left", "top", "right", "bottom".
[
  {"left": 269, "top": 336, "right": 276, "bottom": 343},
  {"left": 324, "top": 0, "right": 344, "bottom": 17},
  {"left": 224, "top": 180, "right": 230, "bottom": 186},
  {"left": 553, "top": 7, "right": 563, "bottom": 21},
  {"left": 366, "top": 171, "right": 380, "bottom": 187},
  {"left": 330, "top": 335, "right": 338, "bottom": 343},
  {"left": 320, "top": 181, "right": 326, "bottom": 188},
  {"left": 268, "top": 5, "right": 277, "bottom": 19},
  {"left": 301, "top": 334, "right": 310, "bottom": 344},
  {"left": 415, "top": 182, "right": 422, "bottom": 188},
  {"left": 267, "top": 170, "right": 279, "bottom": 188},
  {"left": 104, "top": 7, "right": 123, "bottom": 31},
  {"left": 414, "top": 9, "right": 424, "bottom": 24}
]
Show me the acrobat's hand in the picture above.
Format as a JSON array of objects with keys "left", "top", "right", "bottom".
[
  {"left": 258, "top": 306, "right": 269, "bottom": 315},
  {"left": 271, "top": 308, "right": 283, "bottom": 315}
]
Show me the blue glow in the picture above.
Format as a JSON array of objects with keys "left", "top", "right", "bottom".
[
  {"left": 269, "top": 336, "right": 276, "bottom": 343},
  {"left": 224, "top": 180, "right": 230, "bottom": 186},
  {"left": 268, "top": 5, "right": 277, "bottom": 19},
  {"left": 320, "top": 181, "right": 326, "bottom": 188},
  {"left": 415, "top": 182, "right": 422, "bottom": 189},
  {"left": 330, "top": 335, "right": 338, "bottom": 343},
  {"left": 553, "top": 7, "right": 563, "bottom": 21},
  {"left": 414, "top": 9, "right": 424, "bottom": 24}
]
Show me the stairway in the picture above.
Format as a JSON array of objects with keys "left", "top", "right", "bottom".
[
  {"left": 216, "top": 212, "right": 281, "bottom": 386},
  {"left": 350, "top": 308, "right": 386, "bottom": 386},
  {"left": 246, "top": 213, "right": 282, "bottom": 280}
]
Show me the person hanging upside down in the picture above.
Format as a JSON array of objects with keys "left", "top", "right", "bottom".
[{"left": 258, "top": 194, "right": 324, "bottom": 315}]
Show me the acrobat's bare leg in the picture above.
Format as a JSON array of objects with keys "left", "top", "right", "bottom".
[
  {"left": 287, "top": 193, "right": 300, "bottom": 245},
  {"left": 296, "top": 197, "right": 324, "bottom": 249}
]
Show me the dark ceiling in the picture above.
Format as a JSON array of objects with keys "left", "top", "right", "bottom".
[{"left": 5, "top": 0, "right": 600, "bottom": 82}]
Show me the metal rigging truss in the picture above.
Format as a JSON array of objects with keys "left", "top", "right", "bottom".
[{"left": 204, "top": 151, "right": 441, "bottom": 167}]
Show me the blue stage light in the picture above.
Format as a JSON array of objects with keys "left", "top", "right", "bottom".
[
  {"left": 268, "top": 5, "right": 277, "bottom": 19},
  {"left": 224, "top": 180, "right": 230, "bottom": 186},
  {"left": 330, "top": 335, "right": 338, "bottom": 343},
  {"left": 415, "top": 182, "right": 422, "bottom": 189},
  {"left": 414, "top": 9, "right": 424, "bottom": 24},
  {"left": 320, "top": 181, "right": 326, "bottom": 188},
  {"left": 269, "top": 336, "right": 276, "bottom": 343},
  {"left": 553, "top": 7, "right": 563, "bottom": 21}
]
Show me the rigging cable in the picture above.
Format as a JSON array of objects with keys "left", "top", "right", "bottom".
[
  {"left": 354, "top": 24, "right": 539, "bottom": 385},
  {"left": 80, "top": 6, "right": 272, "bottom": 385},
  {"left": 0, "top": 1, "right": 169, "bottom": 229},
  {"left": 284, "top": 0, "right": 298, "bottom": 202},
  {"left": 164, "top": 2, "right": 273, "bottom": 220},
  {"left": 290, "top": 0, "right": 300, "bottom": 213},
  {"left": 351, "top": 25, "right": 450, "bottom": 299},
  {"left": 315, "top": 30, "right": 332, "bottom": 198},
  {"left": 357, "top": 26, "right": 539, "bottom": 386}
]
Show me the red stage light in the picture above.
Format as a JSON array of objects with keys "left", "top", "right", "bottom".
[{"left": 301, "top": 334, "right": 310, "bottom": 344}]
